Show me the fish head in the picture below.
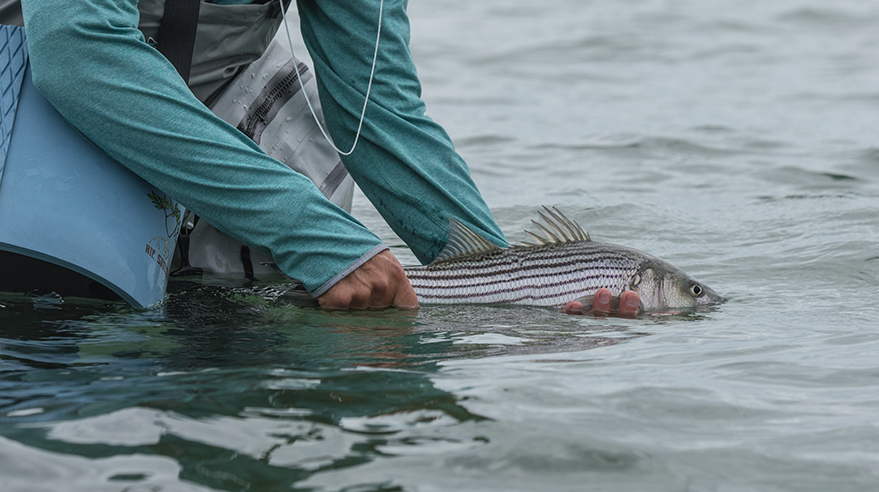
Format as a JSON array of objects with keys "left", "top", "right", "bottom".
[{"left": 628, "top": 260, "right": 724, "bottom": 312}]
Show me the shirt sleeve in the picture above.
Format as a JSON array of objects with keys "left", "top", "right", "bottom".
[
  {"left": 296, "top": 0, "right": 508, "bottom": 265},
  {"left": 20, "top": 0, "right": 385, "bottom": 296}
]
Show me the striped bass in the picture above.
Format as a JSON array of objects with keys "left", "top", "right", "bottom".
[{"left": 404, "top": 207, "right": 724, "bottom": 313}]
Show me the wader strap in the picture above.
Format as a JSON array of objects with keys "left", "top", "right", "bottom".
[
  {"left": 240, "top": 245, "right": 255, "bottom": 281},
  {"left": 156, "top": 0, "right": 201, "bottom": 83}
]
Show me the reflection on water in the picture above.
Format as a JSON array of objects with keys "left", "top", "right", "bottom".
[{"left": 1, "top": 283, "right": 651, "bottom": 491}]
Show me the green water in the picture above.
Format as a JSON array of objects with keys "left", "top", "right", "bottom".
[{"left": 3, "top": 0, "right": 879, "bottom": 490}]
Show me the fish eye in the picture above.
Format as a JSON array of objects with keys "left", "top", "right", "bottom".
[{"left": 689, "top": 283, "right": 704, "bottom": 297}]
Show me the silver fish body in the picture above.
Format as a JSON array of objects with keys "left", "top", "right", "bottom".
[{"left": 404, "top": 208, "right": 724, "bottom": 312}]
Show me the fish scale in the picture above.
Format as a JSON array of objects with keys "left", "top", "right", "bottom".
[
  {"left": 402, "top": 207, "right": 724, "bottom": 311},
  {"left": 405, "top": 241, "right": 643, "bottom": 306}
]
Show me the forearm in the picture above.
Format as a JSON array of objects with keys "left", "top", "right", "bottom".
[
  {"left": 21, "top": 0, "right": 383, "bottom": 295},
  {"left": 297, "top": 0, "right": 508, "bottom": 265}
]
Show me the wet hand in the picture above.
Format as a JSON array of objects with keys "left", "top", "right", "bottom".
[
  {"left": 563, "top": 288, "right": 640, "bottom": 317},
  {"left": 317, "top": 250, "right": 419, "bottom": 310}
]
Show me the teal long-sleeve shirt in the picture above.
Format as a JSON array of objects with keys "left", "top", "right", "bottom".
[{"left": 20, "top": 0, "right": 507, "bottom": 296}]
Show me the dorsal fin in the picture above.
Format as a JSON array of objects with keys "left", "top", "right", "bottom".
[
  {"left": 514, "top": 206, "right": 591, "bottom": 247},
  {"left": 433, "top": 218, "right": 501, "bottom": 263}
]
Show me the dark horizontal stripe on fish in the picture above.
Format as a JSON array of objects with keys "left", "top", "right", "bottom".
[
  {"left": 415, "top": 279, "right": 604, "bottom": 303},
  {"left": 409, "top": 250, "right": 639, "bottom": 273},
  {"left": 406, "top": 254, "right": 639, "bottom": 282},
  {"left": 408, "top": 267, "right": 632, "bottom": 292},
  {"left": 408, "top": 271, "right": 632, "bottom": 294},
  {"left": 420, "top": 248, "right": 638, "bottom": 275},
  {"left": 414, "top": 271, "right": 625, "bottom": 294}
]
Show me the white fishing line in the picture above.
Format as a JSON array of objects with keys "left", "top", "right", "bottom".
[{"left": 279, "top": 0, "right": 383, "bottom": 156}]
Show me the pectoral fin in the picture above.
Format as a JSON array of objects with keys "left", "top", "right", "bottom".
[{"left": 433, "top": 218, "right": 502, "bottom": 263}]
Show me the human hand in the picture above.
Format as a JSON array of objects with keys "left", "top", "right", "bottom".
[
  {"left": 562, "top": 288, "right": 640, "bottom": 317},
  {"left": 317, "top": 250, "right": 419, "bottom": 310}
]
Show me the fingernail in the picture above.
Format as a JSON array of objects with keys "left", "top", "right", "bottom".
[
  {"left": 626, "top": 295, "right": 639, "bottom": 308},
  {"left": 598, "top": 290, "right": 610, "bottom": 303}
]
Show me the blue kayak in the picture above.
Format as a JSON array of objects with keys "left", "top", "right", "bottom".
[{"left": 0, "top": 25, "right": 182, "bottom": 308}]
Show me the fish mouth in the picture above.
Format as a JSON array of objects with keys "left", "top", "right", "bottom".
[
  {"left": 703, "top": 287, "right": 726, "bottom": 305},
  {"left": 693, "top": 293, "right": 725, "bottom": 312}
]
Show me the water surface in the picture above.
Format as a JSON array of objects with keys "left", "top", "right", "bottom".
[{"left": 2, "top": 0, "right": 879, "bottom": 490}]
